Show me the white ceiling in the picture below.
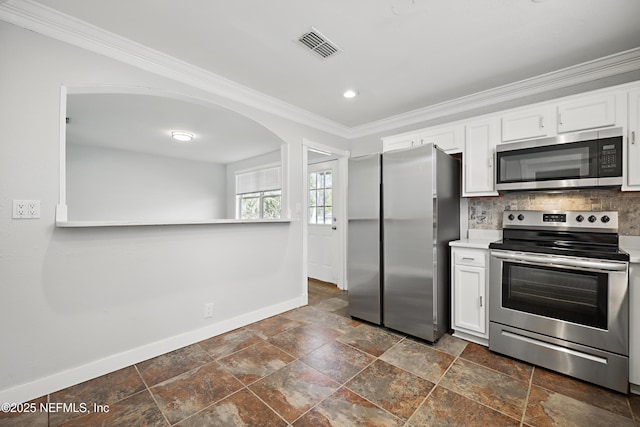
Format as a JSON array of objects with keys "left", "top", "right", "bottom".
[
  {"left": 66, "top": 93, "right": 284, "bottom": 164},
  {"left": 8, "top": 0, "right": 640, "bottom": 131}
]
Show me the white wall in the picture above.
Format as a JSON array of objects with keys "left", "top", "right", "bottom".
[
  {"left": 0, "top": 21, "right": 349, "bottom": 403},
  {"left": 67, "top": 143, "right": 227, "bottom": 221}
]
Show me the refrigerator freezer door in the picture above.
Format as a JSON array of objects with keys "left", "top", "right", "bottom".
[
  {"left": 383, "top": 144, "right": 435, "bottom": 340},
  {"left": 347, "top": 154, "right": 382, "bottom": 324}
]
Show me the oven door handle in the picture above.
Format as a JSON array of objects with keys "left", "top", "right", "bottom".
[{"left": 491, "top": 251, "right": 627, "bottom": 272}]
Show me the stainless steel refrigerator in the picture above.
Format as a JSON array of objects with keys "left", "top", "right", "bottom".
[{"left": 347, "top": 144, "right": 460, "bottom": 342}]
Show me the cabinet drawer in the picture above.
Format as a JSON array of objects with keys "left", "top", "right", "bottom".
[{"left": 454, "top": 251, "right": 486, "bottom": 267}]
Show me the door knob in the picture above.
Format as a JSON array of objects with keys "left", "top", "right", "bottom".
[{"left": 331, "top": 226, "right": 337, "bottom": 230}]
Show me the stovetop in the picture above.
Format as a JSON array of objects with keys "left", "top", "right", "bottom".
[{"left": 489, "top": 210, "right": 630, "bottom": 262}]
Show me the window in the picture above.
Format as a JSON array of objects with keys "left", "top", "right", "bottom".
[
  {"left": 236, "top": 167, "right": 281, "bottom": 220},
  {"left": 309, "top": 169, "right": 332, "bottom": 224}
]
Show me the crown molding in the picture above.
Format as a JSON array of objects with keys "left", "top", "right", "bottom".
[
  {"left": 1, "top": 0, "right": 639, "bottom": 141},
  {"left": 349, "top": 47, "right": 640, "bottom": 138},
  {"left": 0, "top": 0, "right": 352, "bottom": 138}
]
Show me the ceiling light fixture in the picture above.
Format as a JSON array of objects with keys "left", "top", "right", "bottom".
[
  {"left": 171, "top": 131, "right": 194, "bottom": 142},
  {"left": 343, "top": 89, "right": 358, "bottom": 99}
]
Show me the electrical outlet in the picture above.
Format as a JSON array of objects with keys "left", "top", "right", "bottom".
[
  {"left": 13, "top": 200, "right": 40, "bottom": 219},
  {"left": 27, "top": 201, "right": 41, "bottom": 218},
  {"left": 204, "top": 303, "right": 214, "bottom": 318}
]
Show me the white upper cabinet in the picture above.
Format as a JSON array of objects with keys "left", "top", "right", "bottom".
[
  {"left": 501, "top": 106, "right": 554, "bottom": 142},
  {"left": 463, "top": 118, "right": 499, "bottom": 197},
  {"left": 419, "top": 124, "right": 464, "bottom": 153},
  {"left": 626, "top": 89, "right": 640, "bottom": 188},
  {"left": 382, "top": 133, "right": 419, "bottom": 152},
  {"left": 557, "top": 93, "right": 617, "bottom": 134}
]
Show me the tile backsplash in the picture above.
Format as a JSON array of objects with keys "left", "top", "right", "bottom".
[{"left": 468, "top": 189, "right": 640, "bottom": 235}]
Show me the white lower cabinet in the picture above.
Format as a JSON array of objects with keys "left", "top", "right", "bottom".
[{"left": 451, "top": 247, "right": 489, "bottom": 346}]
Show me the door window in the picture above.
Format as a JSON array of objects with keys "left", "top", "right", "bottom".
[{"left": 309, "top": 169, "right": 333, "bottom": 224}]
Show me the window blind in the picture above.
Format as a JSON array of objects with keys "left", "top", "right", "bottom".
[{"left": 236, "top": 167, "right": 281, "bottom": 195}]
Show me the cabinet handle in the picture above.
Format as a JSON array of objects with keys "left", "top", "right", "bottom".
[
  {"left": 488, "top": 156, "right": 493, "bottom": 168},
  {"left": 558, "top": 113, "right": 563, "bottom": 126},
  {"left": 633, "top": 131, "right": 636, "bottom": 145},
  {"left": 479, "top": 296, "right": 483, "bottom": 307},
  {"left": 539, "top": 116, "right": 544, "bottom": 129},
  {"left": 462, "top": 257, "right": 475, "bottom": 261}
]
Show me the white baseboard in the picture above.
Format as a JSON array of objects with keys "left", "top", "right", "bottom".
[{"left": 0, "top": 296, "right": 305, "bottom": 405}]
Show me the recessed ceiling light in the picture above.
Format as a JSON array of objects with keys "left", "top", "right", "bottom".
[
  {"left": 171, "top": 131, "right": 194, "bottom": 142},
  {"left": 343, "top": 89, "right": 359, "bottom": 99}
]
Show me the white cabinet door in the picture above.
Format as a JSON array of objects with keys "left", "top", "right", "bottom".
[
  {"left": 463, "top": 118, "right": 499, "bottom": 197},
  {"left": 382, "top": 133, "right": 419, "bottom": 152},
  {"left": 557, "top": 93, "right": 617, "bottom": 134},
  {"left": 501, "top": 106, "right": 553, "bottom": 142},
  {"left": 627, "top": 89, "right": 640, "bottom": 188},
  {"left": 453, "top": 264, "right": 486, "bottom": 335},
  {"left": 419, "top": 124, "right": 464, "bottom": 153}
]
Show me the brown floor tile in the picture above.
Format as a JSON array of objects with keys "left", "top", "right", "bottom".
[
  {"left": 150, "top": 361, "right": 243, "bottom": 424},
  {"left": 460, "top": 342, "right": 533, "bottom": 382},
  {"left": 629, "top": 394, "right": 640, "bottom": 421},
  {"left": 218, "top": 341, "right": 295, "bottom": 385},
  {"left": 434, "top": 333, "right": 469, "bottom": 357},
  {"left": 531, "top": 367, "right": 631, "bottom": 419},
  {"left": 525, "top": 385, "right": 637, "bottom": 427},
  {"left": 336, "top": 324, "right": 402, "bottom": 357},
  {"left": 380, "top": 338, "right": 455, "bottom": 383},
  {"left": 314, "top": 297, "right": 348, "bottom": 313},
  {"left": 198, "top": 328, "right": 263, "bottom": 360},
  {"left": 175, "top": 389, "right": 286, "bottom": 427},
  {"left": 49, "top": 366, "right": 146, "bottom": 426},
  {"left": 249, "top": 360, "right": 339, "bottom": 423},
  {"left": 301, "top": 341, "right": 375, "bottom": 384},
  {"left": 0, "top": 396, "right": 48, "bottom": 427},
  {"left": 408, "top": 386, "right": 520, "bottom": 427},
  {"left": 243, "top": 315, "right": 302, "bottom": 340},
  {"left": 268, "top": 323, "right": 342, "bottom": 358},
  {"left": 439, "top": 358, "right": 529, "bottom": 420},
  {"left": 136, "top": 343, "right": 212, "bottom": 387},
  {"left": 285, "top": 305, "right": 362, "bottom": 335},
  {"left": 282, "top": 305, "right": 326, "bottom": 323},
  {"left": 345, "top": 359, "right": 434, "bottom": 421},
  {"left": 294, "top": 387, "right": 404, "bottom": 427},
  {"left": 58, "top": 390, "right": 167, "bottom": 427}
]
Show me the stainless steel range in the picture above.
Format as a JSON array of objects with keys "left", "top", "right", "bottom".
[{"left": 489, "top": 210, "right": 630, "bottom": 393}]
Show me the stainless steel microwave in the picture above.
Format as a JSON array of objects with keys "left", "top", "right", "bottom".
[{"left": 495, "top": 127, "right": 623, "bottom": 192}]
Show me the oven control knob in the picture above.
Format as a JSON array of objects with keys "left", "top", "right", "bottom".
[
  {"left": 576, "top": 215, "right": 584, "bottom": 222},
  {"left": 601, "top": 215, "right": 610, "bottom": 223},
  {"left": 508, "top": 214, "right": 515, "bottom": 221},
  {"left": 517, "top": 214, "right": 525, "bottom": 221},
  {"left": 588, "top": 215, "right": 597, "bottom": 223}
]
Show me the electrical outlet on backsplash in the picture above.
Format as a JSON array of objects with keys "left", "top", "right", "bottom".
[{"left": 467, "top": 189, "right": 640, "bottom": 236}]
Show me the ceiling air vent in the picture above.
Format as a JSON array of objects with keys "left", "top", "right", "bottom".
[{"left": 297, "top": 27, "right": 341, "bottom": 59}]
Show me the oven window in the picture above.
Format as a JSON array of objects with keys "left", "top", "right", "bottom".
[{"left": 502, "top": 262, "right": 608, "bottom": 329}]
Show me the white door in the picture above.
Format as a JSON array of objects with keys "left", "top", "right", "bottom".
[{"left": 308, "top": 160, "right": 340, "bottom": 284}]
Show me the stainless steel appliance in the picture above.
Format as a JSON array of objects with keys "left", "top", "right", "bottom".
[
  {"left": 347, "top": 144, "right": 460, "bottom": 342},
  {"left": 495, "top": 128, "right": 623, "bottom": 192},
  {"left": 489, "top": 210, "right": 630, "bottom": 392}
]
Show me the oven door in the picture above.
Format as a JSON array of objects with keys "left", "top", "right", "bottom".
[{"left": 489, "top": 250, "right": 628, "bottom": 355}]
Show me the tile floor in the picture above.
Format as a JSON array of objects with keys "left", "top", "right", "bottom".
[{"left": 3, "top": 279, "right": 640, "bottom": 426}]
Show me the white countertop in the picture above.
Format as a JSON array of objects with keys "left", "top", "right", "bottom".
[
  {"left": 449, "top": 229, "right": 502, "bottom": 250},
  {"left": 621, "top": 236, "right": 640, "bottom": 263}
]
